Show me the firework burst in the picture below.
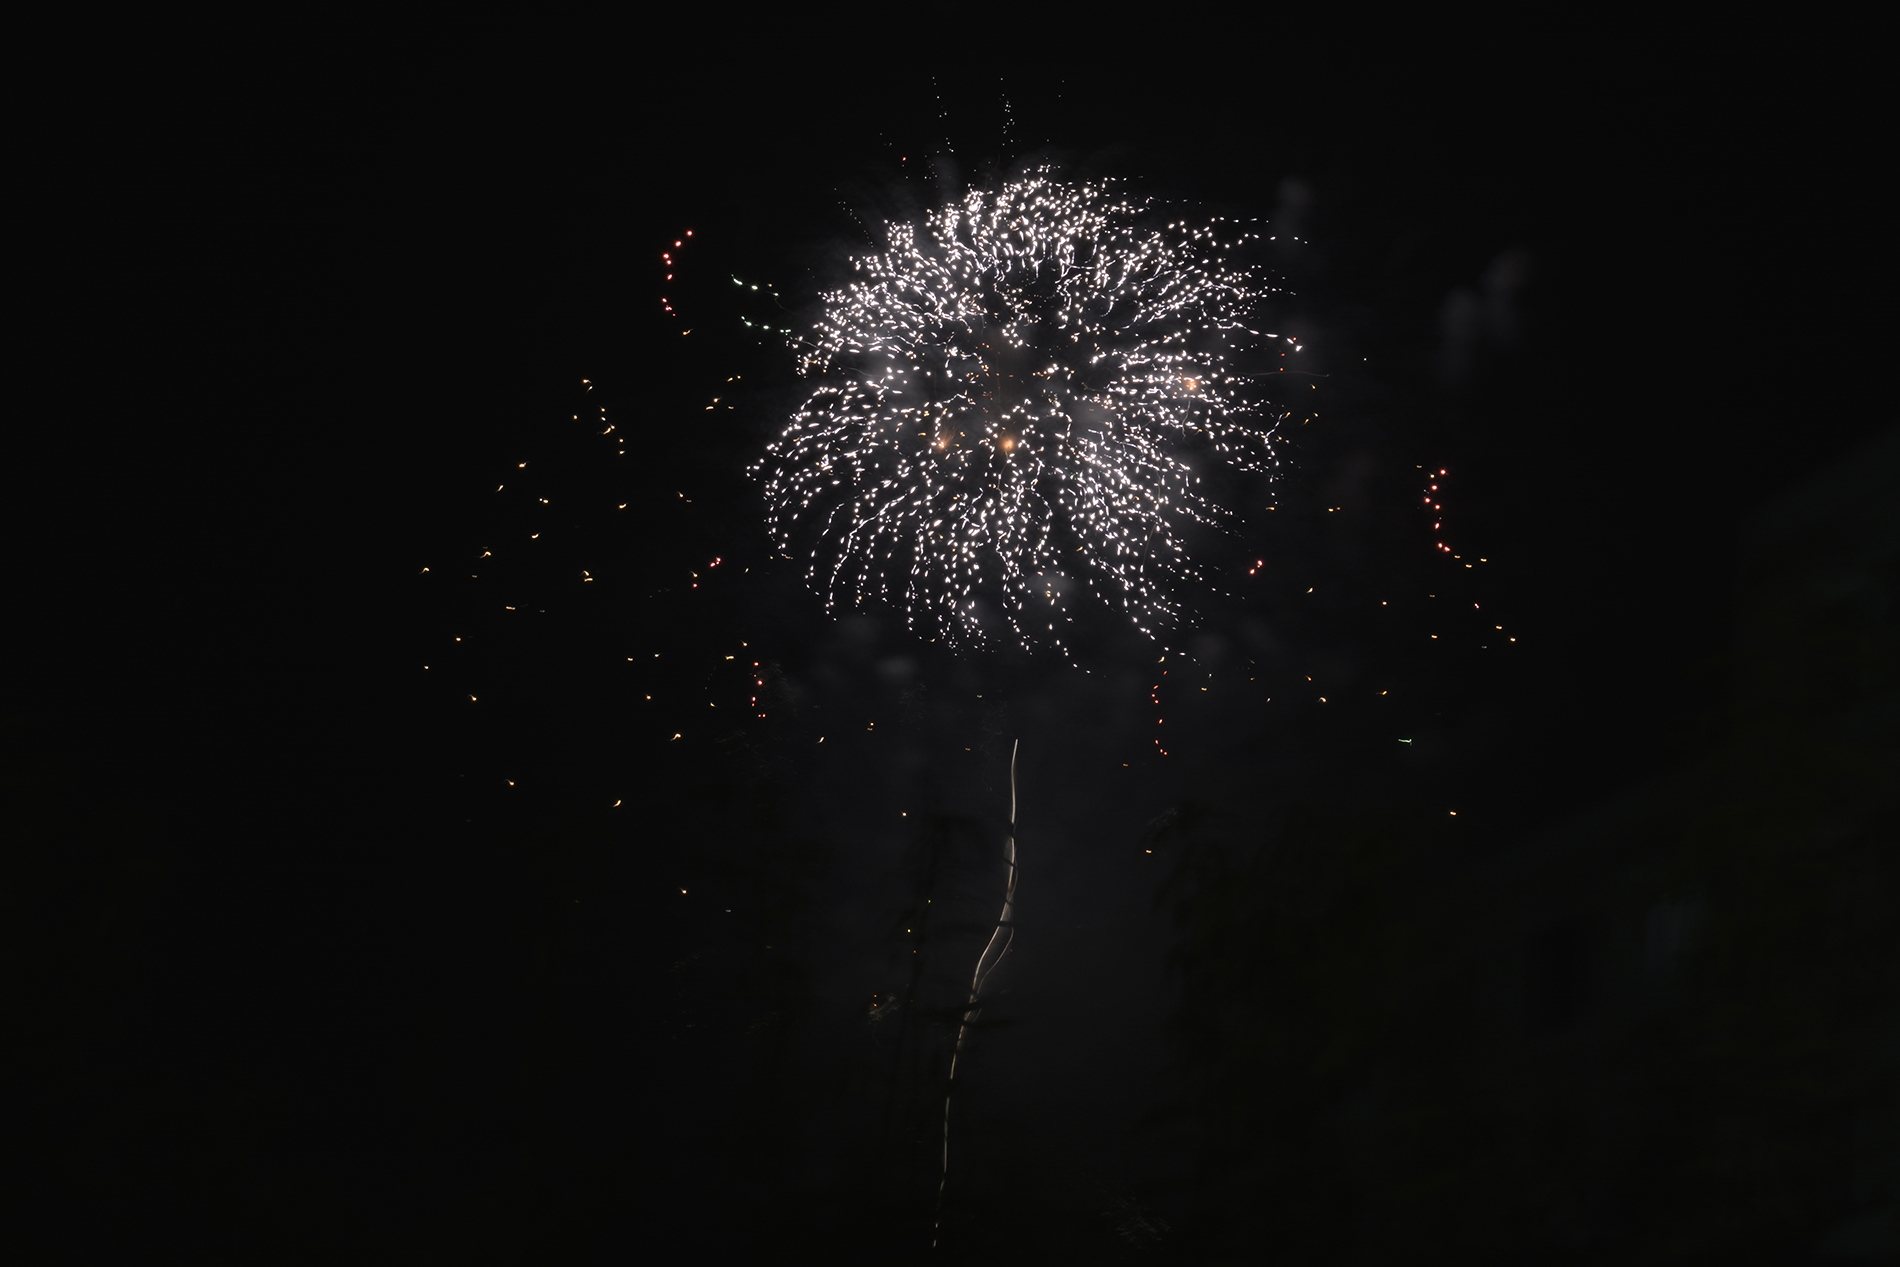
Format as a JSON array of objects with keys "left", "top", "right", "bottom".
[{"left": 755, "top": 172, "right": 1290, "bottom": 653}]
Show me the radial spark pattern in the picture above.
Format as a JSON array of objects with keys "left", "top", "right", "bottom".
[{"left": 755, "top": 174, "right": 1288, "bottom": 652}]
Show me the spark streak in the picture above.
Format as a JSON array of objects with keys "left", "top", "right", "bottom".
[{"left": 934, "top": 737, "right": 1019, "bottom": 1246}]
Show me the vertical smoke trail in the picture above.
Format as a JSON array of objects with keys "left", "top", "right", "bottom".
[{"left": 933, "top": 738, "right": 1019, "bottom": 1248}]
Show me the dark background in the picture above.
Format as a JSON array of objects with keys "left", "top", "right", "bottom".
[{"left": 10, "top": 49, "right": 1890, "bottom": 1261}]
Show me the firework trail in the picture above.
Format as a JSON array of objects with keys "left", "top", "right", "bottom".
[
  {"left": 933, "top": 737, "right": 1019, "bottom": 1247},
  {"left": 754, "top": 172, "right": 1290, "bottom": 653}
]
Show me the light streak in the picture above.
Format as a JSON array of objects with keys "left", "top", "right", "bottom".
[
  {"left": 754, "top": 172, "right": 1289, "bottom": 653},
  {"left": 1419, "top": 466, "right": 1515, "bottom": 648},
  {"left": 659, "top": 228, "right": 694, "bottom": 328},
  {"left": 934, "top": 737, "right": 1019, "bottom": 1246}
]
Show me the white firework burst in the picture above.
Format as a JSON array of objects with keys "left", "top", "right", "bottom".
[{"left": 755, "top": 172, "right": 1289, "bottom": 653}]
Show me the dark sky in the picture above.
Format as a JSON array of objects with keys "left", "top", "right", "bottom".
[{"left": 14, "top": 56, "right": 1886, "bottom": 1259}]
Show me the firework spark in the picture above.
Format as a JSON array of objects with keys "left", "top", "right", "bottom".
[{"left": 755, "top": 172, "right": 1291, "bottom": 652}]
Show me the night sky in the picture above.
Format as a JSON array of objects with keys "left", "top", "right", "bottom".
[{"left": 13, "top": 57, "right": 1891, "bottom": 1260}]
